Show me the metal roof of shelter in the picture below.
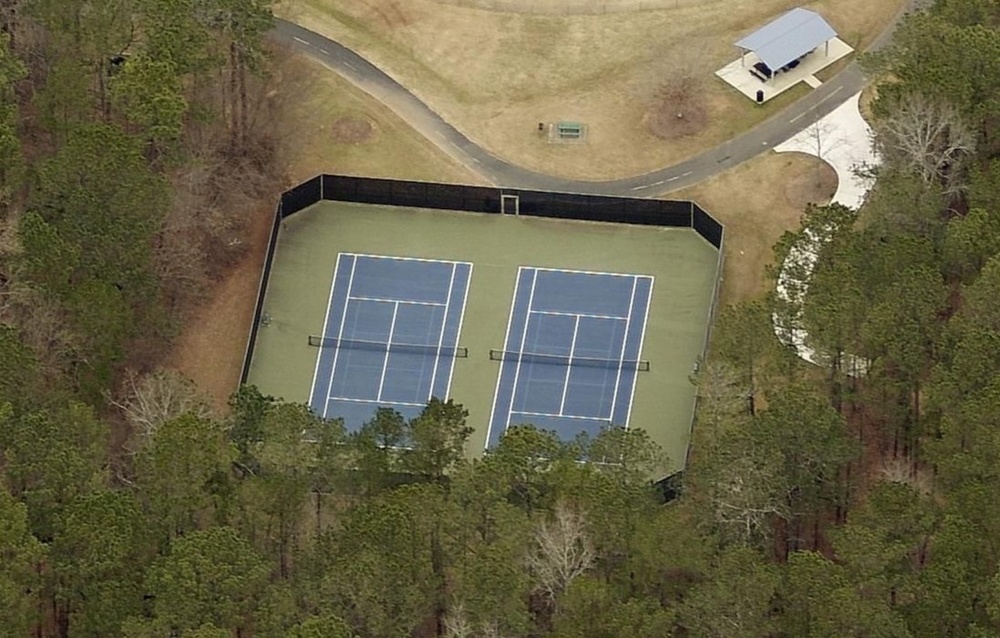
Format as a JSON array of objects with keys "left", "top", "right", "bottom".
[{"left": 735, "top": 8, "right": 837, "bottom": 71}]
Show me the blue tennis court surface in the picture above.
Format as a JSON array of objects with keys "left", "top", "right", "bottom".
[
  {"left": 309, "top": 253, "right": 471, "bottom": 429},
  {"left": 487, "top": 267, "right": 653, "bottom": 447}
]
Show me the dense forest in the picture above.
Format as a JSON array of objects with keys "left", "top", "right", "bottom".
[{"left": 3, "top": 0, "right": 1000, "bottom": 636}]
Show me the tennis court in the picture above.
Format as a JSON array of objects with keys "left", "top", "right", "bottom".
[
  {"left": 247, "top": 197, "right": 720, "bottom": 473},
  {"left": 308, "top": 253, "right": 472, "bottom": 428},
  {"left": 487, "top": 267, "right": 653, "bottom": 446}
]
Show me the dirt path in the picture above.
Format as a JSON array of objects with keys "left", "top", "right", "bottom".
[{"left": 166, "top": 203, "right": 276, "bottom": 411}]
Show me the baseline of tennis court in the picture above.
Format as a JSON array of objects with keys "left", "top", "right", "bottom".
[
  {"left": 308, "top": 253, "right": 472, "bottom": 429},
  {"left": 487, "top": 267, "right": 653, "bottom": 446}
]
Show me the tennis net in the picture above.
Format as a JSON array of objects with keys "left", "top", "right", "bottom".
[
  {"left": 308, "top": 336, "right": 468, "bottom": 358},
  {"left": 489, "top": 349, "right": 649, "bottom": 371}
]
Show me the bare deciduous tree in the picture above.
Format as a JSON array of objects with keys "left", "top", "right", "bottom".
[
  {"left": 444, "top": 604, "right": 506, "bottom": 638},
  {"left": 880, "top": 457, "right": 932, "bottom": 496},
  {"left": 874, "top": 92, "right": 976, "bottom": 195},
  {"left": 525, "top": 500, "right": 595, "bottom": 601},
  {"left": 109, "top": 368, "right": 213, "bottom": 452},
  {"left": 443, "top": 604, "right": 474, "bottom": 638},
  {"left": 801, "top": 116, "right": 851, "bottom": 188},
  {"left": 692, "top": 359, "right": 748, "bottom": 433},
  {"left": 707, "top": 449, "right": 789, "bottom": 545},
  {"left": 647, "top": 41, "right": 711, "bottom": 140}
]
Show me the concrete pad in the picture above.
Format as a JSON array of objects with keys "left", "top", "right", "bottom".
[
  {"left": 714, "top": 37, "right": 853, "bottom": 103},
  {"left": 773, "top": 91, "right": 877, "bottom": 209},
  {"left": 804, "top": 75, "right": 822, "bottom": 89}
]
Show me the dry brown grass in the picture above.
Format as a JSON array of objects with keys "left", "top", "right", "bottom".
[
  {"left": 276, "top": 0, "right": 904, "bottom": 179},
  {"left": 167, "top": 53, "right": 486, "bottom": 409},
  {"left": 278, "top": 55, "right": 485, "bottom": 184},
  {"left": 673, "top": 151, "right": 837, "bottom": 304}
]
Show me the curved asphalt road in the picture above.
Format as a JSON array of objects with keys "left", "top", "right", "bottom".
[{"left": 270, "top": 2, "right": 915, "bottom": 196}]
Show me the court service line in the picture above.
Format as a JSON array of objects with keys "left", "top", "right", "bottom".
[
  {"left": 625, "top": 277, "right": 655, "bottom": 429},
  {"left": 485, "top": 266, "right": 525, "bottom": 448},
  {"left": 308, "top": 252, "right": 344, "bottom": 409},
  {"left": 505, "top": 268, "right": 539, "bottom": 431},
  {"left": 531, "top": 309, "right": 628, "bottom": 321},
  {"left": 609, "top": 276, "right": 638, "bottom": 424},
  {"left": 328, "top": 396, "right": 426, "bottom": 408},
  {"left": 427, "top": 263, "right": 457, "bottom": 400},
  {"left": 445, "top": 263, "right": 473, "bottom": 401},
  {"left": 511, "top": 410, "right": 613, "bottom": 423},
  {"left": 558, "top": 315, "right": 581, "bottom": 416},
  {"left": 349, "top": 295, "right": 445, "bottom": 307},
  {"left": 323, "top": 255, "right": 357, "bottom": 419},
  {"left": 375, "top": 302, "right": 400, "bottom": 401}
]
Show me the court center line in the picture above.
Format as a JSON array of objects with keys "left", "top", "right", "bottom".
[
  {"left": 323, "top": 255, "right": 357, "bottom": 419},
  {"left": 375, "top": 301, "right": 400, "bottom": 402},
  {"left": 511, "top": 410, "right": 613, "bottom": 423},
  {"left": 427, "top": 263, "right": 457, "bottom": 401},
  {"left": 530, "top": 309, "right": 628, "bottom": 321},
  {"left": 625, "top": 277, "right": 655, "bottom": 429},
  {"left": 445, "top": 263, "right": 472, "bottom": 402},
  {"left": 349, "top": 295, "right": 445, "bottom": 307},
  {"left": 558, "top": 315, "right": 581, "bottom": 416},
  {"left": 308, "top": 252, "right": 344, "bottom": 409},
  {"left": 609, "top": 276, "right": 638, "bottom": 424},
  {"left": 485, "top": 266, "right": 525, "bottom": 448},
  {"left": 506, "top": 268, "right": 539, "bottom": 431},
  {"left": 328, "top": 396, "right": 426, "bottom": 408}
]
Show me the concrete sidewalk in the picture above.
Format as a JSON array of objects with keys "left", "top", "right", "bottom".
[{"left": 771, "top": 91, "right": 878, "bottom": 372}]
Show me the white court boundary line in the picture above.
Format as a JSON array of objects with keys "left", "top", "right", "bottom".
[
  {"left": 625, "top": 277, "right": 655, "bottom": 429},
  {"left": 530, "top": 265, "right": 645, "bottom": 278},
  {"left": 327, "top": 396, "right": 426, "bottom": 408},
  {"left": 511, "top": 409, "right": 613, "bottom": 423},
  {"left": 309, "top": 252, "right": 345, "bottom": 409},
  {"left": 426, "top": 263, "right": 457, "bottom": 401},
  {"left": 445, "top": 263, "right": 473, "bottom": 401},
  {"left": 609, "top": 276, "right": 638, "bottom": 423},
  {"left": 490, "top": 269, "right": 654, "bottom": 438},
  {"left": 345, "top": 252, "right": 469, "bottom": 265},
  {"left": 505, "top": 268, "right": 539, "bottom": 431},
  {"left": 320, "top": 253, "right": 473, "bottom": 417},
  {"left": 322, "top": 254, "right": 357, "bottom": 419},
  {"left": 485, "top": 267, "right": 525, "bottom": 449}
]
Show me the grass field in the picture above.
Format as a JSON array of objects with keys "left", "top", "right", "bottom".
[
  {"left": 673, "top": 151, "right": 837, "bottom": 304},
  {"left": 275, "top": 0, "right": 904, "bottom": 179},
  {"left": 278, "top": 55, "right": 485, "bottom": 185},
  {"left": 246, "top": 201, "right": 718, "bottom": 471}
]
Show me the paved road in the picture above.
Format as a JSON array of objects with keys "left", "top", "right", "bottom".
[{"left": 270, "top": 2, "right": 914, "bottom": 196}]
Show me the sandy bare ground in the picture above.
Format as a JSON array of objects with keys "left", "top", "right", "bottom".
[
  {"left": 276, "top": 0, "right": 903, "bottom": 180},
  {"left": 165, "top": 202, "right": 274, "bottom": 411}
]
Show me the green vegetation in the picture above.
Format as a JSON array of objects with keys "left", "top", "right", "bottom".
[{"left": 5, "top": 0, "right": 1000, "bottom": 635}]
